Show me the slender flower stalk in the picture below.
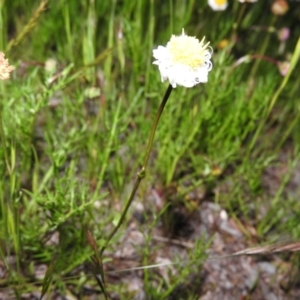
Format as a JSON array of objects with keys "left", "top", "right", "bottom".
[
  {"left": 248, "top": 15, "right": 276, "bottom": 81},
  {"left": 226, "top": 54, "right": 289, "bottom": 78},
  {"left": 100, "top": 30, "right": 212, "bottom": 255},
  {"left": 100, "top": 84, "right": 173, "bottom": 255}
]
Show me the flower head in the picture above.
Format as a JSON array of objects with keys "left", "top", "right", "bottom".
[
  {"left": 0, "top": 52, "right": 14, "bottom": 80},
  {"left": 277, "top": 27, "right": 290, "bottom": 42},
  {"left": 271, "top": 0, "right": 289, "bottom": 16},
  {"left": 208, "top": 0, "right": 228, "bottom": 11},
  {"left": 153, "top": 30, "right": 213, "bottom": 88},
  {"left": 277, "top": 61, "right": 290, "bottom": 76}
]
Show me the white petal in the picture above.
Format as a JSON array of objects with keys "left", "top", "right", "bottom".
[
  {"left": 208, "top": 0, "right": 228, "bottom": 11},
  {"left": 153, "top": 46, "right": 169, "bottom": 60}
]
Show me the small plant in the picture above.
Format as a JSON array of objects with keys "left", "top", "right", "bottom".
[{"left": 1, "top": 1, "right": 300, "bottom": 298}]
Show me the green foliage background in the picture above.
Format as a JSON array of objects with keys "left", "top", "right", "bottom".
[{"left": 0, "top": 0, "right": 300, "bottom": 298}]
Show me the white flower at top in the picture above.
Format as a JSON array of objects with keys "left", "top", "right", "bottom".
[
  {"left": 153, "top": 30, "right": 213, "bottom": 88},
  {"left": 208, "top": 0, "right": 228, "bottom": 11}
]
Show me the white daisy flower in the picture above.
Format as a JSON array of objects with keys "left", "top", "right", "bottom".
[
  {"left": 153, "top": 30, "right": 213, "bottom": 88},
  {"left": 208, "top": 0, "right": 228, "bottom": 11}
]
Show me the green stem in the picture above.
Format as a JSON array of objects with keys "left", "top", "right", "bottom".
[
  {"left": 0, "top": 106, "right": 11, "bottom": 174},
  {"left": 231, "top": 2, "right": 246, "bottom": 41},
  {"left": 100, "top": 84, "right": 173, "bottom": 255},
  {"left": 248, "top": 15, "right": 276, "bottom": 81},
  {"left": 247, "top": 36, "right": 300, "bottom": 154},
  {"left": 268, "top": 36, "right": 300, "bottom": 114}
]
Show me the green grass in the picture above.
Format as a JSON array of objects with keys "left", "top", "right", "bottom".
[{"left": 1, "top": 0, "right": 300, "bottom": 298}]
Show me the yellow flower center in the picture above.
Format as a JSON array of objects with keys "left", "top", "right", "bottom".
[
  {"left": 168, "top": 33, "right": 210, "bottom": 69},
  {"left": 215, "top": 0, "right": 227, "bottom": 5}
]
